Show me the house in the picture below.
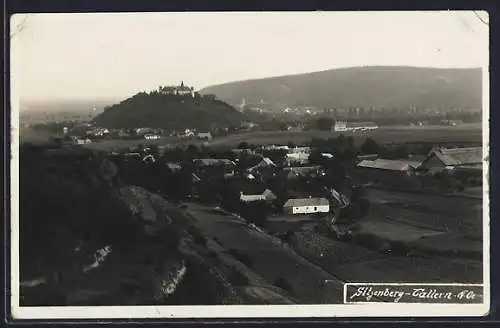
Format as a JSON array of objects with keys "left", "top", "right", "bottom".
[
  {"left": 283, "top": 197, "right": 330, "bottom": 215},
  {"left": 240, "top": 193, "right": 266, "bottom": 203},
  {"left": 286, "top": 152, "right": 310, "bottom": 166},
  {"left": 144, "top": 133, "right": 161, "bottom": 140},
  {"left": 240, "top": 188, "right": 277, "bottom": 203},
  {"left": 420, "top": 147, "right": 483, "bottom": 171},
  {"left": 289, "top": 147, "right": 311, "bottom": 154},
  {"left": 197, "top": 132, "right": 213, "bottom": 140}
]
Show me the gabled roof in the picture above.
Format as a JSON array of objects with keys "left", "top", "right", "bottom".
[
  {"left": 262, "top": 188, "right": 277, "bottom": 200},
  {"left": 429, "top": 147, "right": 482, "bottom": 166},
  {"left": 248, "top": 157, "right": 276, "bottom": 172},
  {"left": 262, "top": 157, "right": 276, "bottom": 166},
  {"left": 284, "top": 197, "right": 329, "bottom": 208},
  {"left": 357, "top": 159, "right": 421, "bottom": 171}
]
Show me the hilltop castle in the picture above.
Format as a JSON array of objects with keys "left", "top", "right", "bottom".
[{"left": 158, "top": 81, "right": 195, "bottom": 97}]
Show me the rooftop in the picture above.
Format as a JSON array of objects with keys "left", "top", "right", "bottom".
[
  {"left": 284, "top": 197, "right": 330, "bottom": 208},
  {"left": 431, "top": 147, "right": 483, "bottom": 166},
  {"left": 357, "top": 159, "right": 421, "bottom": 171}
]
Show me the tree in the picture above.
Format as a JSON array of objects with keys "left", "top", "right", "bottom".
[
  {"left": 186, "top": 144, "right": 200, "bottom": 159},
  {"left": 238, "top": 141, "right": 249, "bottom": 149},
  {"left": 316, "top": 117, "right": 334, "bottom": 131},
  {"left": 360, "top": 138, "right": 380, "bottom": 154},
  {"left": 309, "top": 137, "right": 326, "bottom": 149},
  {"left": 395, "top": 144, "right": 410, "bottom": 159}
]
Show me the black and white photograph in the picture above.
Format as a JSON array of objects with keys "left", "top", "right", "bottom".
[{"left": 10, "top": 11, "right": 489, "bottom": 319}]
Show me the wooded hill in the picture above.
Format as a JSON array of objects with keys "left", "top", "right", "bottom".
[
  {"left": 92, "top": 92, "right": 247, "bottom": 130},
  {"left": 200, "top": 66, "right": 482, "bottom": 111}
]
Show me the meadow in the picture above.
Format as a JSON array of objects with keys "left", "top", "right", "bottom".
[{"left": 79, "top": 123, "right": 483, "bottom": 152}]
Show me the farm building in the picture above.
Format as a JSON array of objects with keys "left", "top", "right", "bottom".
[
  {"left": 419, "top": 147, "right": 483, "bottom": 171},
  {"left": 356, "top": 158, "right": 422, "bottom": 188},
  {"left": 283, "top": 197, "right": 330, "bottom": 215}
]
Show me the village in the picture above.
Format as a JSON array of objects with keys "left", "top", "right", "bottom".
[{"left": 100, "top": 132, "right": 483, "bottom": 248}]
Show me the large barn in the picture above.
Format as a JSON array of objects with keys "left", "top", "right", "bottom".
[{"left": 419, "top": 147, "right": 483, "bottom": 171}]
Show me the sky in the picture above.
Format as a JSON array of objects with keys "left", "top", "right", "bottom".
[{"left": 11, "top": 11, "right": 489, "bottom": 104}]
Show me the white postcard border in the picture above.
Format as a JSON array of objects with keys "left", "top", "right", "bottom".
[{"left": 9, "top": 11, "right": 491, "bottom": 320}]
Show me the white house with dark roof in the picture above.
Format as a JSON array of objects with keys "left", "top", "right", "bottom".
[{"left": 283, "top": 197, "right": 330, "bottom": 215}]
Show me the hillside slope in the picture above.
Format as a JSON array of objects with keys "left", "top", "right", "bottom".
[
  {"left": 19, "top": 144, "right": 295, "bottom": 305},
  {"left": 92, "top": 92, "right": 246, "bottom": 130},
  {"left": 200, "top": 66, "right": 482, "bottom": 110}
]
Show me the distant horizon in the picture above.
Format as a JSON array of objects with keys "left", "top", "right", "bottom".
[{"left": 19, "top": 65, "right": 483, "bottom": 106}]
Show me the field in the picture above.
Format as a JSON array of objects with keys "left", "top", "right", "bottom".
[
  {"left": 82, "top": 123, "right": 483, "bottom": 152},
  {"left": 208, "top": 124, "right": 483, "bottom": 148}
]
